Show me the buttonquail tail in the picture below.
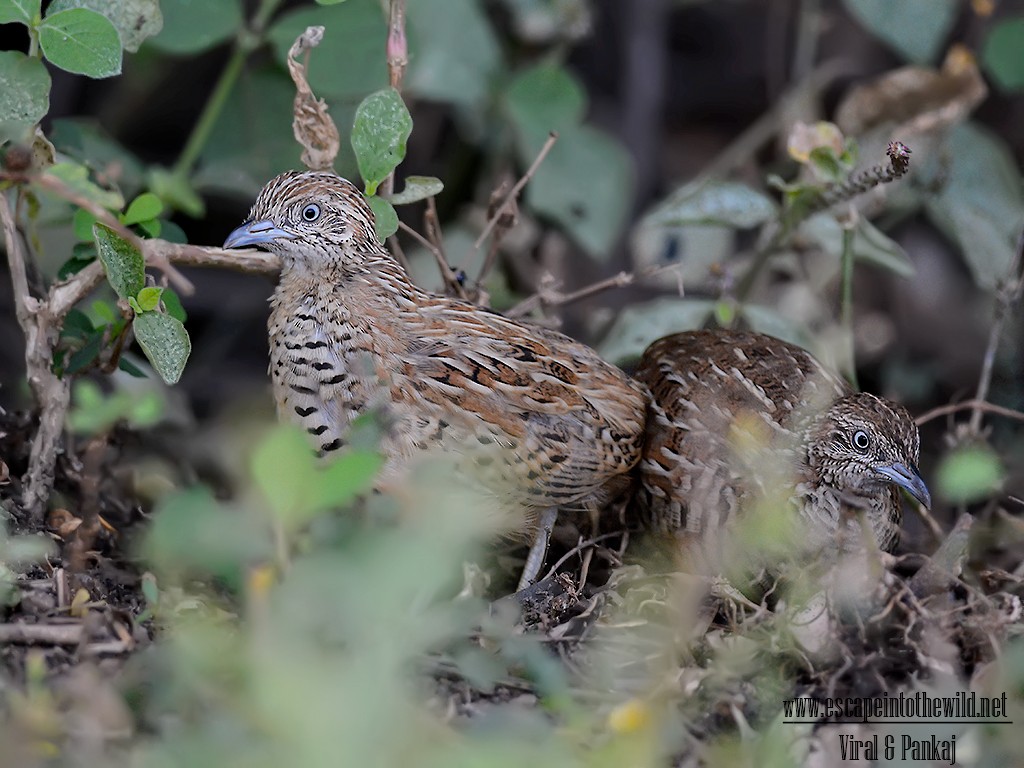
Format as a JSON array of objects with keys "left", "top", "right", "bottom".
[
  {"left": 635, "top": 329, "right": 929, "bottom": 565},
  {"left": 224, "top": 171, "right": 647, "bottom": 589}
]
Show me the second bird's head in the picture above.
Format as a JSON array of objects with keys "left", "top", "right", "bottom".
[{"left": 223, "top": 171, "right": 378, "bottom": 268}]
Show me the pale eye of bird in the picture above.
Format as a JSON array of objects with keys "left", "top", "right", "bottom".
[
  {"left": 301, "top": 203, "right": 321, "bottom": 222},
  {"left": 852, "top": 430, "right": 870, "bottom": 451}
]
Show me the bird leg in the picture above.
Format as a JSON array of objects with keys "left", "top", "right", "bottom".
[{"left": 517, "top": 507, "right": 558, "bottom": 592}]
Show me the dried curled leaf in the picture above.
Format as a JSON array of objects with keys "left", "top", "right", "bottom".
[
  {"left": 836, "top": 46, "right": 987, "bottom": 138},
  {"left": 287, "top": 26, "right": 340, "bottom": 171}
]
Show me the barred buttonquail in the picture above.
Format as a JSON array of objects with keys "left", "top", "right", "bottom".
[
  {"left": 224, "top": 171, "right": 647, "bottom": 588},
  {"left": 635, "top": 329, "right": 929, "bottom": 565}
]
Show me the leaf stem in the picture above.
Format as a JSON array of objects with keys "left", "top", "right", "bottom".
[{"left": 170, "top": 0, "right": 284, "bottom": 179}]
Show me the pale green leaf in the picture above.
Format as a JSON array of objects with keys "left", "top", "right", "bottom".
[
  {"left": 351, "top": 88, "right": 412, "bottom": 195},
  {"left": 0, "top": 0, "right": 39, "bottom": 25},
  {"left": 598, "top": 298, "right": 715, "bottom": 365},
  {"left": 47, "top": 0, "right": 162, "bottom": 52},
  {"left": 38, "top": 8, "right": 122, "bottom": 78},
  {"left": 136, "top": 286, "right": 163, "bottom": 312},
  {"left": 148, "top": 167, "right": 203, "bottom": 217},
  {"left": 148, "top": 0, "right": 240, "bottom": 54},
  {"left": 643, "top": 180, "right": 777, "bottom": 229},
  {"left": 389, "top": 176, "right": 443, "bottom": 205},
  {"left": 841, "top": 0, "right": 957, "bottom": 63},
  {"left": 123, "top": 192, "right": 163, "bottom": 225},
  {"left": 0, "top": 51, "right": 50, "bottom": 127},
  {"left": 133, "top": 311, "right": 190, "bottom": 385},
  {"left": 93, "top": 222, "right": 144, "bottom": 299},
  {"left": 937, "top": 445, "right": 1004, "bottom": 504},
  {"left": 366, "top": 195, "right": 398, "bottom": 241}
]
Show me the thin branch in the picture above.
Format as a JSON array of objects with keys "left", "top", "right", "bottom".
[
  {"left": 398, "top": 220, "right": 466, "bottom": 299},
  {"left": 969, "top": 229, "right": 1024, "bottom": 434},
  {"left": 1, "top": 189, "right": 35, "bottom": 332},
  {"left": 507, "top": 262, "right": 682, "bottom": 319},
  {"left": 474, "top": 131, "right": 558, "bottom": 250},
  {"left": 380, "top": 0, "right": 408, "bottom": 201},
  {"left": 915, "top": 398, "right": 1024, "bottom": 428}
]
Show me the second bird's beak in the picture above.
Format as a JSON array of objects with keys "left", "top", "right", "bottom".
[
  {"left": 223, "top": 219, "right": 295, "bottom": 249},
  {"left": 874, "top": 462, "right": 931, "bottom": 508}
]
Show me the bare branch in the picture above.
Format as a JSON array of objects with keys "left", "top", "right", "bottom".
[
  {"left": 969, "top": 229, "right": 1024, "bottom": 434},
  {"left": 474, "top": 131, "right": 558, "bottom": 251},
  {"left": 398, "top": 220, "right": 466, "bottom": 299},
  {"left": 915, "top": 398, "right": 1024, "bottom": 428}
]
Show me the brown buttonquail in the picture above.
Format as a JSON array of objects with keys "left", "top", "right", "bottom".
[
  {"left": 224, "top": 171, "right": 647, "bottom": 589},
  {"left": 635, "top": 329, "right": 929, "bottom": 566}
]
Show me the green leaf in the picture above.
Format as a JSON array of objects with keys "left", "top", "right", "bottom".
[
  {"left": 38, "top": 8, "right": 122, "bottom": 78},
  {"left": 93, "top": 222, "right": 144, "bottom": 299},
  {"left": 525, "top": 125, "right": 632, "bottom": 258},
  {"left": 122, "top": 192, "right": 163, "bottom": 225},
  {"left": 136, "top": 286, "right": 163, "bottom": 312},
  {"left": 127, "top": 295, "right": 142, "bottom": 314},
  {"left": 405, "top": 0, "right": 501, "bottom": 109},
  {"left": 63, "top": 308, "right": 95, "bottom": 338},
  {"left": 91, "top": 298, "right": 115, "bottom": 323},
  {"left": 64, "top": 329, "right": 104, "bottom": 375},
  {"left": 925, "top": 122, "right": 1024, "bottom": 290},
  {"left": 148, "top": 0, "right": 240, "bottom": 55},
  {"left": 0, "top": 0, "right": 40, "bottom": 25},
  {"left": 47, "top": 0, "right": 162, "bottom": 52},
  {"left": 267, "top": 0, "right": 387, "bottom": 100},
  {"left": 316, "top": 0, "right": 348, "bottom": 4},
  {"left": 146, "top": 487, "right": 272, "bottom": 581},
  {"left": 598, "top": 298, "right": 716, "bottom": 366},
  {"left": 642, "top": 180, "right": 777, "bottom": 229},
  {"left": 937, "top": 444, "right": 1004, "bottom": 504},
  {"left": 118, "top": 356, "right": 147, "bottom": 378},
  {"left": 161, "top": 287, "right": 187, "bottom": 322},
  {"left": 132, "top": 311, "right": 190, "bottom": 385},
  {"left": 251, "top": 426, "right": 380, "bottom": 532},
  {"left": 799, "top": 214, "right": 915, "bottom": 277},
  {"left": 47, "top": 161, "right": 124, "bottom": 209},
  {"left": 148, "top": 167, "right": 203, "bottom": 217},
  {"left": 506, "top": 62, "right": 586, "bottom": 153},
  {"left": 983, "top": 17, "right": 1024, "bottom": 93},
  {"left": 388, "top": 176, "right": 444, "bottom": 205},
  {"left": 351, "top": 88, "right": 412, "bottom": 195},
  {"left": 841, "top": 0, "right": 957, "bottom": 63},
  {"left": 0, "top": 51, "right": 51, "bottom": 127},
  {"left": 72, "top": 207, "right": 97, "bottom": 240},
  {"left": 366, "top": 195, "right": 399, "bottom": 241}
]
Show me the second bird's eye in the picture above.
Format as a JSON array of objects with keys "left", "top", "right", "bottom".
[
  {"left": 301, "top": 203, "right": 321, "bottom": 222},
  {"left": 852, "top": 430, "right": 870, "bottom": 451}
]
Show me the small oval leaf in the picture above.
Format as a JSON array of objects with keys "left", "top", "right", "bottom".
[
  {"left": 136, "top": 286, "right": 163, "bottom": 312},
  {"left": 388, "top": 175, "right": 444, "bottom": 206},
  {"left": 366, "top": 195, "right": 399, "bottom": 242},
  {"left": 122, "top": 192, "right": 164, "bottom": 225},
  {"left": 133, "top": 311, "right": 190, "bottom": 385},
  {"left": 351, "top": 87, "right": 412, "bottom": 196},
  {"left": 0, "top": 51, "right": 51, "bottom": 127},
  {"left": 38, "top": 8, "right": 122, "bottom": 78},
  {"left": 93, "top": 222, "right": 144, "bottom": 300}
]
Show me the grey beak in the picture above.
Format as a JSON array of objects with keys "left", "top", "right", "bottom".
[
  {"left": 223, "top": 219, "right": 295, "bottom": 249},
  {"left": 874, "top": 462, "right": 931, "bottom": 509}
]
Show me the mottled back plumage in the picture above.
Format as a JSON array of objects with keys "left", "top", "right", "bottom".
[
  {"left": 636, "top": 329, "right": 928, "bottom": 564},
  {"left": 226, "top": 171, "right": 647, "bottom": 545}
]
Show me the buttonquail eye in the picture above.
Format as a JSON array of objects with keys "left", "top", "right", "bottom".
[
  {"left": 852, "top": 430, "right": 870, "bottom": 451},
  {"left": 301, "top": 203, "right": 321, "bottom": 222}
]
